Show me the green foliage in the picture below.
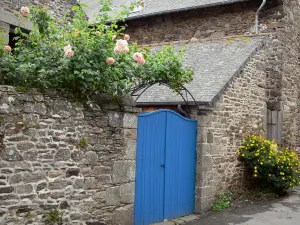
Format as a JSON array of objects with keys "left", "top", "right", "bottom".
[
  {"left": 24, "top": 211, "right": 33, "bottom": 219},
  {"left": 43, "top": 209, "right": 62, "bottom": 225},
  {"left": 78, "top": 137, "right": 88, "bottom": 149},
  {"left": 0, "top": 1, "right": 193, "bottom": 99},
  {"left": 238, "top": 135, "right": 300, "bottom": 191},
  {"left": 211, "top": 191, "right": 233, "bottom": 211}
]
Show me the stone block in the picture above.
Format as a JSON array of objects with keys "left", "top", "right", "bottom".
[
  {"left": 22, "top": 171, "right": 47, "bottom": 183},
  {"left": 0, "top": 186, "right": 14, "bottom": 194},
  {"left": 36, "top": 182, "right": 47, "bottom": 191},
  {"left": 0, "top": 147, "right": 23, "bottom": 161},
  {"left": 16, "top": 184, "right": 33, "bottom": 194},
  {"left": 194, "top": 196, "right": 211, "bottom": 213},
  {"left": 197, "top": 143, "right": 211, "bottom": 156},
  {"left": 105, "top": 186, "right": 120, "bottom": 205},
  {"left": 123, "top": 113, "right": 137, "bottom": 129},
  {"left": 112, "top": 161, "right": 135, "bottom": 184},
  {"left": 92, "top": 166, "right": 112, "bottom": 175},
  {"left": 49, "top": 179, "right": 72, "bottom": 190},
  {"left": 66, "top": 168, "right": 80, "bottom": 177},
  {"left": 197, "top": 114, "right": 212, "bottom": 127},
  {"left": 16, "top": 142, "right": 35, "bottom": 151},
  {"left": 84, "top": 177, "right": 97, "bottom": 189},
  {"left": 125, "top": 139, "right": 136, "bottom": 160},
  {"left": 9, "top": 174, "right": 22, "bottom": 184},
  {"left": 108, "top": 112, "right": 123, "bottom": 128},
  {"left": 73, "top": 178, "right": 84, "bottom": 189},
  {"left": 112, "top": 204, "right": 134, "bottom": 225},
  {"left": 24, "top": 103, "right": 47, "bottom": 115},
  {"left": 124, "top": 129, "right": 137, "bottom": 140},
  {"left": 96, "top": 175, "right": 112, "bottom": 186},
  {"left": 15, "top": 161, "right": 33, "bottom": 171},
  {"left": 120, "top": 183, "right": 135, "bottom": 203},
  {"left": 71, "top": 150, "right": 83, "bottom": 162},
  {"left": 23, "top": 151, "right": 37, "bottom": 161},
  {"left": 55, "top": 149, "right": 71, "bottom": 161},
  {"left": 197, "top": 127, "right": 207, "bottom": 143},
  {"left": 195, "top": 186, "right": 215, "bottom": 198},
  {"left": 84, "top": 151, "right": 98, "bottom": 166}
]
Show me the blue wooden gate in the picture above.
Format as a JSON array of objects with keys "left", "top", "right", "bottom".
[{"left": 134, "top": 110, "right": 197, "bottom": 225}]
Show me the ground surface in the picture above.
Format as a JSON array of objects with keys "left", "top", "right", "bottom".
[{"left": 187, "top": 188, "right": 300, "bottom": 225}]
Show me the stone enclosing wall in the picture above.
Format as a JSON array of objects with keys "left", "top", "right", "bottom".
[
  {"left": 193, "top": 48, "right": 267, "bottom": 212},
  {"left": 0, "top": 86, "right": 139, "bottom": 225}
]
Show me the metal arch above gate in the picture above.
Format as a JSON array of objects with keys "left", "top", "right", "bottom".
[{"left": 131, "top": 82, "right": 206, "bottom": 115}]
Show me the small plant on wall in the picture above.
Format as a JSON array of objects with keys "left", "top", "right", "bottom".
[
  {"left": 43, "top": 209, "right": 63, "bottom": 225},
  {"left": 0, "top": 0, "right": 193, "bottom": 99},
  {"left": 237, "top": 135, "right": 300, "bottom": 193},
  {"left": 78, "top": 137, "right": 88, "bottom": 149}
]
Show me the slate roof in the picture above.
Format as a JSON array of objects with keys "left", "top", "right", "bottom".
[
  {"left": 81, "top": 0, "right": 248, "bottom": 21},
  {"left": 134, "top": 36, "right": 266, "bottom": 106}
]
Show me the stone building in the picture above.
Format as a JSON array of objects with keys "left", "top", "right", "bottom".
[
  {"left": 83, "top": 0, "right": 300, "bottom": 213},
  {"left": 0, "top": 0, "right": 77, "bottom": 45},
  {"left": 1, "top": 0, "right": 300, "bottom": 224}
]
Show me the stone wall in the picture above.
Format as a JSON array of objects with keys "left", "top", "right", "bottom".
[
  {"left": 193, "top": 47, "right": 267, "bottom": 212},
  {"left": 126, "top": 0, "right": 280, "bottom": 45},
  {"left": 1, "top": 0, "right": 77, "bottom": 19},
  {"left": 0, "top": 86, "right": 139, "bottom": 225}
]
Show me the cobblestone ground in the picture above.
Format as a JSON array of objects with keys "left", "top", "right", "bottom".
[{"left": 188, "top": 188, "right": 300, "bottom": 225}]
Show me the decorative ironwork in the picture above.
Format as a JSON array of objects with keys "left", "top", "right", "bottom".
[{"left": 131, "top": 82, "right": 207, "bottom": 115}]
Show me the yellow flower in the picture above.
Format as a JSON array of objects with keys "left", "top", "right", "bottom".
[
  {"left": 75, "top": 29, "right": 80, "bottom": 34},
  {"left": 242, "top": 154, "right": 245, "bottom": 157},
  {"left": 253, "top": 174, "right": 257, "bottom": 177},
  {"left": 260, "top": 162, "right": 263, "bottom": 165},
  {"left": 268, "top": 174, "right": 272, "bottom": 177}
]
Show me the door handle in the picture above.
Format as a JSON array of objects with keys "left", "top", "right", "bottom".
[{"left": 161, "top": 165, "right": 165, "bottom": 168}]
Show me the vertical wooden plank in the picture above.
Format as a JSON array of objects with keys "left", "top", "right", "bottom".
[
  {"left": 277, "top": 111, "right": 283, "bottom": 144},
  {"left": 134, "top": 111, "right": 166, "bottom": 225},
  {"left": 267, "top": 109, "right": 272, "bottom": 140},
  {"left": 271, "top": 110, "right": 277, "bottom": 141},
  {"left": 164, "top": 111, "right": 197, "bottom": 220}
]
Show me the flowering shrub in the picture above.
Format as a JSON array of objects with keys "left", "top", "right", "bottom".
[
  {"left": 0, "top": 0, "right": 193, "bottom": 98},
  {"left": 238, "top": 135, "right": 300, "bottom": 191}
]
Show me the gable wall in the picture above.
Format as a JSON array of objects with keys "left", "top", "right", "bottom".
[
  {"left": 192, "top": 47, "right": 267, "bottom": 212},
  {"left": 126, "top": 0, "right": 280, "bottom": 45}
]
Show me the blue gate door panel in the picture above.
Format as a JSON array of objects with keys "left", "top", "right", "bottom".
[
  {"left": 134, "top": 111, "right": 167, "bottom": 225},
  {"left": 164, "top": 111, "right": 197, "bottom": 220}
]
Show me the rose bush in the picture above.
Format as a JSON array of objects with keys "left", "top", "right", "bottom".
[{"left": 0, "top": 0, "right": 193, "bottom": 98}]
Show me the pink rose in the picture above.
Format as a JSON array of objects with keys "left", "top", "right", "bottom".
[
  {"left": 64, "top": 44, "right": 72, "bottom": 52},
  {"left": 106, "top": 57, "right": 115, "bottom": 65},
  {"left": 112, "top": 35, "right": 117, "bottom": 40},
  {"left": 133, "top": 52, "right": 144, "bottom": 61},
  {"left": 116, "top": 39, "right": 128, "bottom": 48},
  {"left": 65, "top": 49, "right": 74, "bottom": 57},
  {"left": 137, "top": 58, "right": 145, "bottom": 65},
  {"left": 114, "top": 46, "right": 122, "bottom": 53},
  {"left": 20, "top": 6, "right": 30, "bottom": 16},
  {"left": 124, "top": 34, "right": 130, "bottom": 41},
  {"left": 123, "top": 46, "right": 129, "bottom": 53},
  {"left": 55, "top": 132, "right": 61, "bottom": 137},
  {"left": 4, "top": 45, "right": 12, "bottom": 52}
]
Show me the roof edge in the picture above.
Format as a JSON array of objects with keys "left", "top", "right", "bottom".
[{"left": 209, "top": 36, "right": 268, "bottom": 107}]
